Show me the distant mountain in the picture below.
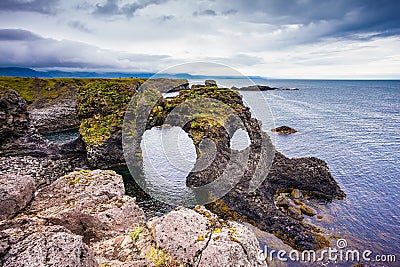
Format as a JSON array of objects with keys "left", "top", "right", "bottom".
[
  {"left": 0, "top": 67, "right": 156, "bottom": 78},
  {"left": 0, "top": 67, "right": 42, "bottom": 77},
  {"left": 0, "top": 67, "right": 265, "bottom": 80}
]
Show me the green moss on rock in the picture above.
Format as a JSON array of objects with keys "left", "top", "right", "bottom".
[{"left": 77, "top": 79, "right": 144, "bottom": 146}]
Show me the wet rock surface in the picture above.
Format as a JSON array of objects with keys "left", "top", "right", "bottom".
[{"left": 271, "top": 125, "right": 297, "bottom": 134}]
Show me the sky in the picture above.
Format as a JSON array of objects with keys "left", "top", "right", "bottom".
[{"left": 0, "top": 0, "right": 399, "bottom": 79}]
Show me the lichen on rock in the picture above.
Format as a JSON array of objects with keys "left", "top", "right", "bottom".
[{"left": 148, "top": 206, "right": 266, "bottom": 266}]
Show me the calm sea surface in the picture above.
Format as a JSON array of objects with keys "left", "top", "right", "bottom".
[{"left": 214, "top": 79, "right": 399, "bottom": 255}]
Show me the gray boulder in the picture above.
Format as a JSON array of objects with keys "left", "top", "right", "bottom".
[
  {"left": 205, "top": 80, "right": 218, "bottom": 87},
  {"left": 148, "top": 206, "right": 266, "bottom": 267},
  {"left": 0, "top": 175, "right": 35, "bottom": 220},
  {"left": 2, "top": 225, "right": 97, "bottom": 267},
  {"left": 29, "top": 170, "right": 146, "bottom": 243},
  {"left": 29, "top": 102, "right": 79, "bottom": 134}
]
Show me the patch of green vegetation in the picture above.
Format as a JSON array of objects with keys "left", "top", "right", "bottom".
[
  {"left": 145, "top": 86, "right": 244, "bottom": 146},
  {"left": 77, "top": 79, "right": 145, "bottom": 146},
  {"left": 146, "top": 247, "right": 170, "bottom": 267},
  {"left": 0, "top": 84, "right": 12, "bottom": 97},
  {"left": 0, "top": 77, "right": 90, "bottom": 107},
  {"left": 129, "top": 226, "right": 143, "bottom": 242},
  {"left": 0, "top": 76, "right": 147, "bottom": 109}
]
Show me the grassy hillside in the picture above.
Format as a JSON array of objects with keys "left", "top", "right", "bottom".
[{"left": 0, "top": 77, "right": 146, "bottom": 108}]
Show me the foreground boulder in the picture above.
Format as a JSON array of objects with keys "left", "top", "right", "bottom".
[
  {"left": 148, "top": 206, "right": 266, "bottom": 267},
  {"left": 29, "top": 170, "right": 145, "bottom": 243},
  {"left": 0, "top": 175, "right": 35, "bottom": 220},
  {"left": 1, "top": 223, "right": 97, "bottom": 267},
  {"left": 0, "top": 170, "right": 161, "bottom": 266}
]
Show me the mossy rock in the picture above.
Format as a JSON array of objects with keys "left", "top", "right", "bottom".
[{"left": 77, "top": 79, "right": 144, "bottom": 146}]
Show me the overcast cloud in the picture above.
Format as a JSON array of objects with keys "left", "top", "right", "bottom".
[{"left": 0, "top": 0, "right": 399, "bottom": 78}]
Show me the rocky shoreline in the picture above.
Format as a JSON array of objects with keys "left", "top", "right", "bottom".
[{"left": 1, "top": 78, "right": 345, "bottom": 266}]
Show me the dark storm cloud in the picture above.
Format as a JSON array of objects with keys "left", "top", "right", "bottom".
[
  {"left": 93, "top": 0, "right": 166, "bottom": 18},
  {"left": 226, "top": 0, "right": 400, "bottom": 38},
  {"left": 0, "top": 0, "right": 59, "bottom": 14},
  {"left": 0, "top": 29, "right": 42, "bottom": 41},
  {"left": 0, "top": 29, "right": 170, "bottom": 70},
  {"left": 193, "top": 9, "right": 216, "bottom": 17}
]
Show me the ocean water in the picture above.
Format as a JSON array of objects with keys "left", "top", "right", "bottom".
[{"left": 213, "top": 79, "right": 399, "bottom": 256}]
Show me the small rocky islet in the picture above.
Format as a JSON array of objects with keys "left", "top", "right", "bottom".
[{"left": 0, "top": 77, "right": 345, "bottom": 266}]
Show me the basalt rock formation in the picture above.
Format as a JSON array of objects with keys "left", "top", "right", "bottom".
[
  {"left": 0, "top": 86, "right": 86, "bottom": 187},
  {"left": 76, "top": 78, "right": 190, "bottom": 168},
  {"left": 141, "top": 85, "right": 345, "bottom": 251}
]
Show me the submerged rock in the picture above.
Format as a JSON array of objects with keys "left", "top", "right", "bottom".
[{"left": 300, "top": 205, "right": 317, "bottom": 216}]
